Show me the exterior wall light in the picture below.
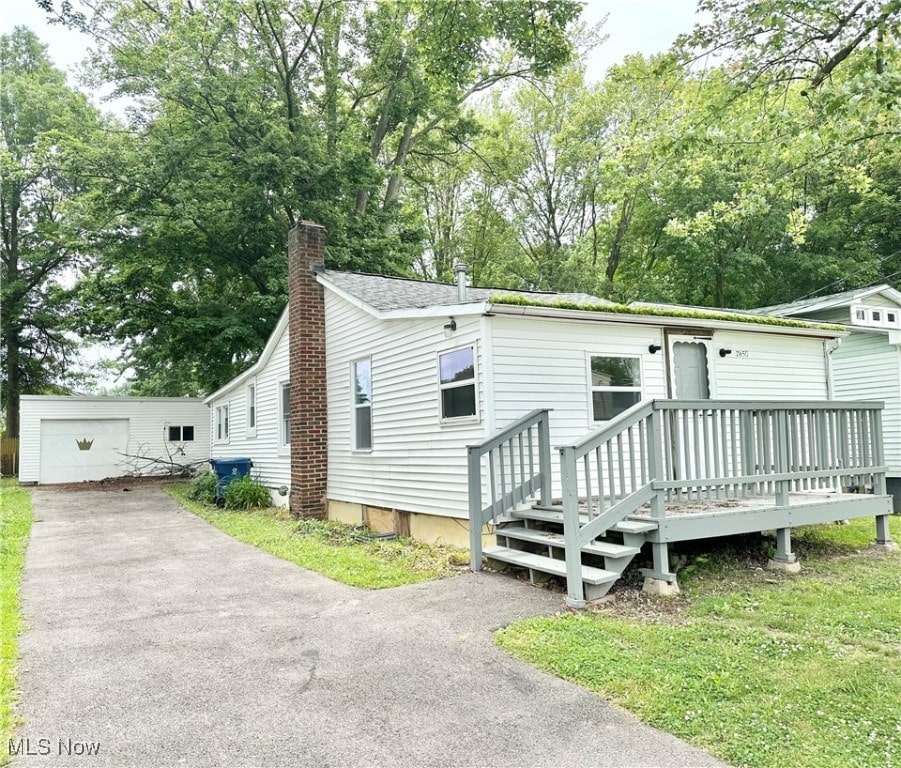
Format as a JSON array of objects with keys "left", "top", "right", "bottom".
[
  {"left": 719, "top": 348, "right": 733, "bottom": 357},
  {"left": 444, "top": 318, "right": 457, "bottom": 337},
  {"left": 648, "top": 344, "right": 662, "bottom": 354}
]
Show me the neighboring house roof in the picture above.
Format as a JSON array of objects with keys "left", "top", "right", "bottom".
[
  {"left": 754, "top": 284, "right": 901, "bottom": 317},
  {"left": 320, "top": 269, "right": 609, "bottom": 311}
]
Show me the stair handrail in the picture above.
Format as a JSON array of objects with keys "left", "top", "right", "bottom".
[
  {"left": 467, "top": 408, "right": 552, "bottom": 571},
  {"left": 558, "top": 399, "right": 662, "bottom": 607}
]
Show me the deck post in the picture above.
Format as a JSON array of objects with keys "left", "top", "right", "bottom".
[
  {"left": 768, "top": 526, "right": 801, "bottom": 572},
  {"left": 874, "top": 515, "right": 899, "bottom": 550},
  {"left": 467, "top": 446, "right": 483, "bottom": 571},
  {"left": 560, "top": 446, "right": 586, "bottom": 609},
  {"left": 537, "top": 410, "right": 552, "bottom": 507},
  {"left": 647, "top": 408, "right": 666, "bottom": 520},
  {"left": 774, "top": 410, "right": 790, "bottom": 507}
]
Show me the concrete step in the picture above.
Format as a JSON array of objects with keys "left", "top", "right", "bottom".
[
  {"left": 483, "top": 546, "right": 618, "bottom": 586},
  {"left": 496, "top": 525, "right": 640, "bottom": 559},
  {"left": 517, "top": 505, "right": 659, "bottom": 534}
]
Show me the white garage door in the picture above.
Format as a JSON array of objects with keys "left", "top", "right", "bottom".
[{"left": 39, "top": 419, "right": 130, "bottom": 484}]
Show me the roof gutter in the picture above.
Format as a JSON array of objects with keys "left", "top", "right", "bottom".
[{"left": 487, "top": 303, "right": 847, "bottom": 339}]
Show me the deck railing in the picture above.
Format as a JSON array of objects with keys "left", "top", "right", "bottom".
[
  {"left": 553, "top": 399, "right": 886, "bottom": 606},
  {"left": 467, "top": 409, "right": 552, "bottom": 570}
]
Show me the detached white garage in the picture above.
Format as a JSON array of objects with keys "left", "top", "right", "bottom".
[{"left": 19, "top": 396, "right": 211, "bottom": 485}]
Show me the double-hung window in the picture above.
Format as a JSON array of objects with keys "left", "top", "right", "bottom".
[
  {"left": 352, "top": 358, "right": 372, "bottom": 450},
  {"left": 215, "top": 404, "right": 229, "bottom": 441},
  {"left": 439, "top": 346, "right": 477, "bottom": 420},
  {"left": 280, "top": 383, "right": 290, "bottom": 446},
  {"left": 589, "top": 356, "right": 642, "bottom": 422},
  {"left": 247, "top": 382, "right": 256, "bottom": 435}
]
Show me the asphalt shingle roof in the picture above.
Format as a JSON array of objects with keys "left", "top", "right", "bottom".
[
  {"left": 321, "top": 269, "right": 610, "bottom": 312},
  {"left": 753, "top": 285, "right": 894, "bottom": 316}
]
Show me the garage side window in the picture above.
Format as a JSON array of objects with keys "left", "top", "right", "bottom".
[
  {"left": 439, "top": 345, "right": 477, "bottom": 421},
  {"left": 168, "top": 425, "right": 195, "bottom": 441},
  {"left": 280, "top": 382, "right": 290, "bottom": 446},
  {"left": 216, "top": 404, "right": 229, "bottom": 441},
  {"left": 590, "top": 356, "right": 642, "bottom": 422}
]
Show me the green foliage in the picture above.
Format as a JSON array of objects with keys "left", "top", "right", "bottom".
[
  {"left": 0, "top": 480, "right": 33, "bottom": 758},
  {"left": 497, "top": 517, "right": 901, "bottom": 768},
  {"left": 489, "top": 294, "right": 844, "bottom": 330},
  {"left": 165, "top": 484, "right": 467, "bottom": 587},
  {"left": 0, "top": 27, "right": 108, "bottom": 434},
  {"left": 41, "top": 0, "right": 581, "bottom": 395},
  {"left": 223, "top": 475, "right": 272, "bottom": 510},
  {"left": 187, "top": 472, "right": 217, "bottom": 505}
]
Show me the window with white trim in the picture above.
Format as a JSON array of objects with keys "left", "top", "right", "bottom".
[
  {"left": 439, "top": 345, "right": 477, "bottom": 420},
  {"left": 246, "top": 382, "right": 256, "bottom": 433},
  {"left": 280, "top": 382, "right": 290, "bottom": 446},
  {"left": 590, "top": 356, "right": 642, "bottom": 422},
  {"left": 168, "top": 425, "right": 195, "bottom": 442},
  {"left": 215, "top": 404, "right": 229, "bottom": 441},
  {"left": 352, "top": 357, "right": 372, "bottom": 450}
]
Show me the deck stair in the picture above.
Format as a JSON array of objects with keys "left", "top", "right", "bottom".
[{"left": 484, "top": 503, "right": 657, "bottom": 599}]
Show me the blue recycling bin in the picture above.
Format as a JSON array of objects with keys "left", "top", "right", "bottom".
[{"left": 209, "top": 457, "right": 253, "bottom": 504}]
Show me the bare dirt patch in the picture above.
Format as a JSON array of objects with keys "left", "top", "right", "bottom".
[{"left": 33, "top": 475, "right": 180, "bottom": 493}]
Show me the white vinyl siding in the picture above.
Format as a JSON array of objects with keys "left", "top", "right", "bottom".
[
  {"left": 205, "top": 325, "right": 291, "bottom": 504},
  {"left": 712, "top": 331, "right": 829, "bottom": 400},
  {"left": 325, "top": 292, "right": 487, "bottom": 519},
  {"left": 490, "top": 316, "right": 668, "bottom": 445},
  {"left": 19, "top": 396, "right": 210, "bottom": 484},
  {"left": 830, "top": 330, "right": 901, "bottom": 474}
]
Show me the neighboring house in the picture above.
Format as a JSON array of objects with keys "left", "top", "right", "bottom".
[
  {"left": 19, "top": 396, "right": 210, "bottom": 484},
  {"left": 757, "top": 284, "right": 901, "bottom": 511}
]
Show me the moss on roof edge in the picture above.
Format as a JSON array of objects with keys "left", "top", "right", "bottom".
[{"left": 488, "top": 295, "right": 844, "bottom": 332}]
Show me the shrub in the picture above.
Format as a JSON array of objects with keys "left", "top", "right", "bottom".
[
  {"left": 224, "top": 475, "right": 272, "bottom": 510},
  {"left": 188, "top": 472, "right": 217, "bottom": 505}
]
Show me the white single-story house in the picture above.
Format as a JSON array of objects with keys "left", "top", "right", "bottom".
[
  {"left": 207, "top": 222, "right": 894, "bottom": 604},
  {"left": 205, "top": 222, "right": 873, "bottom": 546},
  {"left": 758, "top": 284, "right": 901, "bottom": 511},
  {"left": 19, "top": 396, "right": 210, "bottom": 484}
]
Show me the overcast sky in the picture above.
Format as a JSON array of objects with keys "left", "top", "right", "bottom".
[{"left": 1, "top": 0, "right": 701, "bottom": 89}]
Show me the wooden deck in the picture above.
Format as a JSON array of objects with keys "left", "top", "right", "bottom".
[{"left": 469, "top": 401, "right": 896, "bottom": 608}]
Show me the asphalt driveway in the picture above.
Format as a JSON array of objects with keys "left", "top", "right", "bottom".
[{"left": 13, "top": 485, "right": 724, "bottom": 767}]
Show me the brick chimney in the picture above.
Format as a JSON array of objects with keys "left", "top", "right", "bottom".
[{"left": 288, "top": 221, "right": 328, "bottom": 518}]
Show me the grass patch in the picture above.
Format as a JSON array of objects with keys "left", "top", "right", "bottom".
[
  {"left": 0, "top": 480, "right": 33, "bottom": 765},
  {"left": 165, "top": 483, "right": 467, "bottom": 588},
  {"left": 496, "top": 516, "right": 901, "bottom": 768}
]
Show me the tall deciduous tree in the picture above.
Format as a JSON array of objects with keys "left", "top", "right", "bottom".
[
  {"left": 0, "top": 27, "right": 104, "bottom": 436},
  {"left": 40, "top": 0, "right": 581, "bottom": 394}
]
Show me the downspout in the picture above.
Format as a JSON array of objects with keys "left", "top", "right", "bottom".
[{"left": 824, "top": 338, "right": 841, "bottom": 400}]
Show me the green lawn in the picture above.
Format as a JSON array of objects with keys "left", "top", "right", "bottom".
[
  {"left": 166, "top": 483, "right": 467, "bottom": 588},
  {"left": 496, "top": 517, "right": 901, "bottom": 768},
  {"left": 0, "top": 480, "right": 32, "bottom": 765}
]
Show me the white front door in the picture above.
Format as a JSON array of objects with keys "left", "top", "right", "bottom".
[{"left": 669, "top": 339, "right": 711, "bottom": 399}]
